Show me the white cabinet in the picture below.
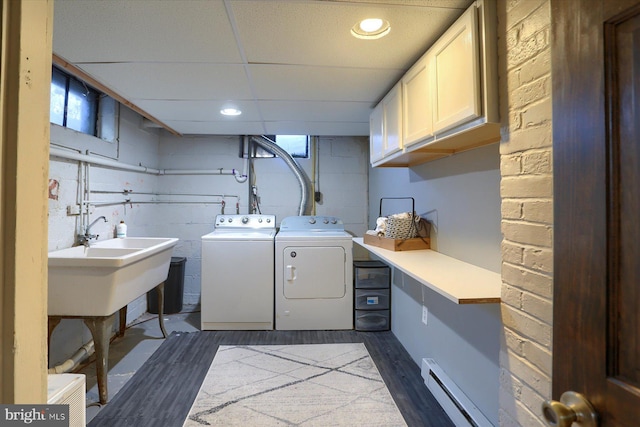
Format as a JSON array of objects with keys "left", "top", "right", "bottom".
[
  {"left": 369, "top": 102, "right": 384, "bottom": 163},
  {"left": 432, "top": 6, "right": 481, "bottom": 133},
  {"left": 382, "top": 83, "right": 403, "bottom": 156},
  {"left": 369, "top": 0, "right": 499, "bottom": 168},
  {"left": 369, "top": 82, "right": 403, "bottom": 164},
  {"left": 402, "top": 52, "right": 434, "bottom": 147}
]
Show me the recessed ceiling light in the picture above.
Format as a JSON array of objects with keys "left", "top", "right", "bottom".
[
  {"left": 351, "top": 18, "right": 390, "bottom": 40},
  {"left": 360, "top": 18, "right": 384, "bottom": 33},
  {"left": 220, "top": 107, "right": 242, "bottom": 116}
]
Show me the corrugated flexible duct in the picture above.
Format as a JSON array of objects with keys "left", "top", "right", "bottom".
[{"left": 250, "top": 135, "right": 312, "bottom": 215}]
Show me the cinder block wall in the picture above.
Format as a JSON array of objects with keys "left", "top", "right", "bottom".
[{"left": 498, "top": 0, "right": 553, "bottom": 425}]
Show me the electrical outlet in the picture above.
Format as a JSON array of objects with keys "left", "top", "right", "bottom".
[{"left": 422, "top": 306, "right": 428, "bottom": 325}]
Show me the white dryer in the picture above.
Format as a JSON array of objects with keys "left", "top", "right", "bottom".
[
  {"left": 275, "top": 216, "right": 353, "bottom": 330},
  {"left": 201, "top": 214, "right": 276, "bottom": 330}
]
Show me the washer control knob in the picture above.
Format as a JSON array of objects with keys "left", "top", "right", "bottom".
[
  {"left": 266, "top": 218, "right": 271, "bottom": 223},
  {"left": 331, "top": 219, "right": 337, "bottom": 224},
  {"left": 219, "top": 217, "right": 225, "bottom": 222},
  {"left": 323, "top": 219, "right": 329, "bottom": 224},
  {"left": 309, "top": 218, "right": 316, "bottom": 224},
  {"left": 258, "top": 218, "right": 263, "bottom": 223},
  {"left": 242, "top": 216, "right": 249, "bottom": 224},
  {"left": 228, "top": 217, "right": 233, "bottom": 223}
]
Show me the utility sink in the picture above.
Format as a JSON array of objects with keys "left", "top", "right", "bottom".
[{"left": 48, "top": 237, "right": 178, "bottom": 316}]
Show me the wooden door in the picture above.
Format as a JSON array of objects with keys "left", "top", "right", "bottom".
[{"left": 552, "top": 0, "right": 640, "bottom": 425}]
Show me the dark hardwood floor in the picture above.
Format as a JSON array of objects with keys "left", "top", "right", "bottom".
[{"left": 88, "top": 330, "right": 454, "bottom": 427}]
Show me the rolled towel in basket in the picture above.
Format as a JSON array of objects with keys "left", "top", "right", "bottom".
[
  {"left": 374, "top": 217, "right": 387, "bottom": 236},
  {"left": 389, "top": 212, "right": 412, "bottom": 219}
]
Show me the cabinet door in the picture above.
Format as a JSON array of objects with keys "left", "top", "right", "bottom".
[
  {"left": 432, "top": 5, "right": 481, "bottom": 133},
  {"left": 369, "top": 102, "right": 384, "bottom": 163},
  {"left": 402, "top": 52, "right": 434, "bottom": 147},
  {"left": 383, "top": 82, "right": 403, "bottom": 156}
]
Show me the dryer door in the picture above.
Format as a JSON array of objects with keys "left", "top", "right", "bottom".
[{"left": 282, "top": 246, "right": 346, "bottom": 299}]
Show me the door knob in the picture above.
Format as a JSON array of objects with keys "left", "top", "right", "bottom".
[{"left": 542, "top": 391, "right": 597, "bottom": 427}]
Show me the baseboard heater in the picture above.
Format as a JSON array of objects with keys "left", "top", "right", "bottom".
[{"left": 421, "top": 358, "right": 492, "bottom": 427}]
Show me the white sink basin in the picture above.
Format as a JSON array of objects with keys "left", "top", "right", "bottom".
[
  {"left": 88, "top": 237, "right": 175, "bottom": 250},
  {"left": 48, "top": 237, "right": 178, "bottom": 316}
]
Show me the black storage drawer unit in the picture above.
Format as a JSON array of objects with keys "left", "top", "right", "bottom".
[
  {"left": 355, "top": 310, "right": 390, "bottom": 331},
  {"left": 355, "top": 289, "right": 390, "bottom": 310},
  {"left": 354, "top": 260, "right": 391, "bottom": 331},
  {"left": 354, "top": 260, "right": 390, "bottom": 289}
]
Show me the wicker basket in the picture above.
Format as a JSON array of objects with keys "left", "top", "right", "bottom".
[
  {"left": 385, "top": 214, "right": 418, "bottom": 239},
  {"left": 379, "top": 197, "right": 419, "bottom": 239}
]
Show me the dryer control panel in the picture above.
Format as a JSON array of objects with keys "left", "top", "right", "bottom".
[{"left": 279, "top": 215, "right": 344, "bottom": 231}]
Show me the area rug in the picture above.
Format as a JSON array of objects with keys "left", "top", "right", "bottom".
[{"left": 183, "top": 343, "right": 408, "bottom": 426}]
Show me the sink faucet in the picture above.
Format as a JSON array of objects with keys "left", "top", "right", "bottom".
[{"left": 79, "top": 216, "right": 108, "bottom": 246}]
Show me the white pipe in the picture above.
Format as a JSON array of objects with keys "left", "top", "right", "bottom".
[
  {"left": 161, "top": 168, "right": 248, "bottom": 182},
  {"left": 91, "top": 190, "right": 240, "bottom": 198},
  {"left": 88, "top": 200, "right": 226, "bottom": 206},
  {"left": 50, "top": 147, "right": 248, "bottom": 182},
  {"left": 48, "top": 340, "right": 95, "bottom": 374},
  {"left": 237, "top": 156, "right": 249, "bottom": 183},
  {"left": 81, "top": 162, "right": 90, "bottom": 238},
  {"left": 161, "top": 169, "right": 235, "bottom": 175},
  {"left": 51, "top": 147, "right": 160, "bottom": 174}
]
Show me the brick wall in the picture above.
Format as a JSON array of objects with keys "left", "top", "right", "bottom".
[{"left": 498, "top": 0, "right": 553, "bottom": 425}]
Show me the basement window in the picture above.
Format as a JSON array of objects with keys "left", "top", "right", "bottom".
[
  {"left": 50, "top": 66, "right": 118, "bottom": 143},
  {"left": 50, "top": 66, "right": 99, "bottom": 136},
  {"left": 251, "top": 135, "right": 309, "bottom": 159},
  {"left": 49, "top": 66, "right": 120, "bottom": 158}
]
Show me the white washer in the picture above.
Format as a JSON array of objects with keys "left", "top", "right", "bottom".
[
  {"left": 201, "top": 214, "right": 276, "bottom": 330},
  {"left": 275, "top": 215, "right": 353, "bottom": 330}
]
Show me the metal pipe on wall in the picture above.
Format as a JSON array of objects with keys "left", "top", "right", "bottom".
[
  {"left": 90, "top": 190, "right": 240, "bottom": 199},
  {"left": 87, "top": 200, "right": 227, "bottom": 206},
  {"left": 49, "top": 146, "right": 248, "bottom": 182}
]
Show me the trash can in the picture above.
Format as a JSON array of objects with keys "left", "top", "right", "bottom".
[{"left": 147, "top": 257, "right": 186, "bottom": 314}]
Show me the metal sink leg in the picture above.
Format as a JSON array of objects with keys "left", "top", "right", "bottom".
[
  {"left": 83, "top": 314, "right": 116, "bottom": 405},
  {"left": 156, "top": 282, "right": 168, "bottom": 338}
]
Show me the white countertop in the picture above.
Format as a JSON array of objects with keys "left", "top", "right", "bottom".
[{"left": 353, "top": 237, "right": 501, "bottom": 304}]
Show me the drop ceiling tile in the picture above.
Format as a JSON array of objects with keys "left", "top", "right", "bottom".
[
  {"left": 258, "top": 100, "right": 372, "bottom": 122},
  {"left": 134, "top": 100, "right": 262, "bottom": 122},
  {"left": 165, "top": 120, "right": 267, "bottom": 136},
  {"left": 77, "top": 63, "right": 253, "bottom": 100},
  {"left": 249, "top": 64, "right": 402, "bottom": 102},
  {"left": 265, "top": 121, "right": 369, "bottom": 136},
  {"left": 231, "top": 1, "right": 467, "bottom": 69},
  {"left": 53, "top": 0, "right": 241, "bottom": 63}
]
